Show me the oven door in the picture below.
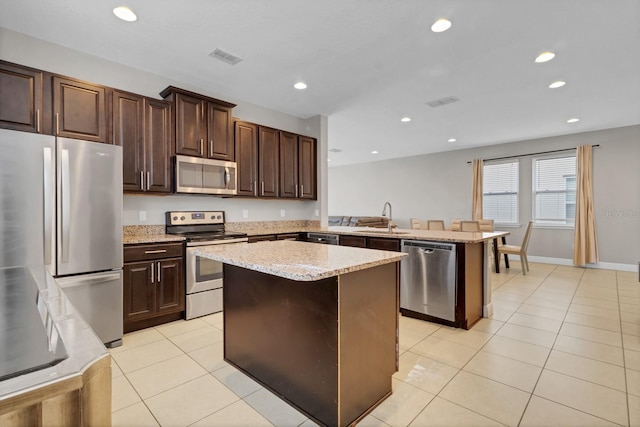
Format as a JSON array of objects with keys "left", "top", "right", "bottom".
[{"left": 186, "top": 246, "right": 223, "bottom": 293}]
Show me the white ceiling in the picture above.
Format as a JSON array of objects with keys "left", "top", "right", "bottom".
[{"left": 2, "top": 0, "right": 639, "bottom": 166}]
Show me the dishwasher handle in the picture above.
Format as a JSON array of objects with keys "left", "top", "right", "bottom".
[{"left": 418, "top": 248, "right": 435, "bottom": 254}]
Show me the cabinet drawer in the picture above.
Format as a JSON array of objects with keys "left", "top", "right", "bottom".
[
  {"left": 367, "top": 237, "right": 401, "bottom": 252},
  {"left": 124, "top": 242, "right": 183, "bottom": 262},
  {"left": 339, "top": 235, "right": 367, "bottom": 248}
]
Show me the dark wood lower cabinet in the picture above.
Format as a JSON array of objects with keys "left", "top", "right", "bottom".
[
  {"left": 123, "top": 242, "right": 185, "bottom": 333},
  {"left": 338, "top": 235, "right": 400, "bottom": 251},
  {"left": 248, "top": 235, "right": 276, "bottom": 243}
]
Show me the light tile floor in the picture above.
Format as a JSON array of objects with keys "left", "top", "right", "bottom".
[{"left": 111, "top": 263, "right": 640, "bottom": 426}]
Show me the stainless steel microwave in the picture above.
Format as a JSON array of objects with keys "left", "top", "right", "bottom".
[{"left": 175, "top": 155, "right": 237, "bottom": 195}]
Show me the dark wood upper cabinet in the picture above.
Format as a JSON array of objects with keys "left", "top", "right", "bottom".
[
  {"left": 113, "top": 90, "right": 143, "bottom": 191},
  {"left": 113, "top": 90, "right": 172, "bottom": 193},
  {"left": 53, "top": 76, "right": 108, "bottom": 143},
  {"left": 258, "top": 126, "right": 279, "bottom": 198},
  {"left": 280, "top": 131, "right": 317, "bottom": 200},
  {"left": 0, "top": 61, "right": 49, "bottom": 134},
  {"left": 144, "top": 98, "right": 172, "bottom": 193},
  {"left": 279, "top": 131, "right": 299, "bottom": 198},
  {"left": 235, "top": 120, "right": 258, "bottom": 196},
  {"left": 160, "top": 86, "right": 235, "bottom": 161},
  {"left": 207, "top": 102, "right": 234, "bottom": 161},
  {"left": 298, "top": 135, "right": 317, "bottom": 199}
]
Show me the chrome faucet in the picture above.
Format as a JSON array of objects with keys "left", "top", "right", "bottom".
[{"left": 381, "top": 201, "right": 394, "bottom": 232}]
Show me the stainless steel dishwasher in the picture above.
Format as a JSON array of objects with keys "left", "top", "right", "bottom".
[{"left": 400, "top": 240, "right": 457, "bottom": 321}]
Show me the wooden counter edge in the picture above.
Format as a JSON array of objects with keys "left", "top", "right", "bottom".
[{"left": 0, "top": 354, "right": 111, "bottom": 427}]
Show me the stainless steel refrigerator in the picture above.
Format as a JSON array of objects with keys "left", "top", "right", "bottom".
[{"left": 0, "top": 128, "right": 123, "bottom": 347}]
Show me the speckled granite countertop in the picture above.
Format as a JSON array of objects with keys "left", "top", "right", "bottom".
[
  {"left": 123, "top": 234, "right": 185, "bottom": 245},
  {"left": 325, "top": 227, "right": 510, "bottom": 243},
  {"left": 193, "top": 240, "right": 406, "bottom": 281}
]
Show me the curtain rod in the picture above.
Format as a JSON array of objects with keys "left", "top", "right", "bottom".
[{"left": 466, "top": 144, "right": 600, "bottom": 164}]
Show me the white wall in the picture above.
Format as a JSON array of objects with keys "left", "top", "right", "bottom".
[
  {"left": 329, "top": 125, "right": 640, "bottom": 266},
  {"left": 0, "top": 28, "right": 327, "bottom": 225}
]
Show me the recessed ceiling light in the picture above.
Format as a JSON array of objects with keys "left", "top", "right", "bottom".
[
  {"left": 448, "top": 138, "right": 457, "bottom": 142},
  {"left": 401, "top": 117, "right": 411, "bottom": 122},
  {"left": 431, "top": 18, "right": 452, "bottom": 33},
  {"left": 294, "top": 82, "right": 307, "bottom": 90},
  {"left": 371, "top": 150, "right": 379, "bottom": 154},
  {"left": 567, "top": 118, "right": 580, "bottom": 123},
  {"left": 113, "top": 6, "right": 137, "bottom": 22},
  {"left": 535, "top": 52, "right": 555, "bottom": 63},
  {"left": 549, "top": 81, "right": 566, "bottom": 89},
  {"left": 327, "top": 159, "right": 331, "bottom": 162}
]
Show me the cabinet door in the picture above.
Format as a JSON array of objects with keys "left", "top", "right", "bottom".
[
  {"left": 123, "top": 261, "right": 155, "bottom": 323},
  {"left": 144, "top": 98, "right": 172, "bottom": 193},
  {"left": 113, "top": 90, "right": 144, "bottom": 191},
  {"left": 206, "top": 102, "right": 234, "bottom": 161},
  {"left": 298, "top": 136, "right": 317, "bottom": 199},
  {"left": 235, "top": 121, "right": 258, "bottom": 196},
  {"left": 0, "top": 62, "right": 45, "bottom": 133},
  {"left": 279, "top": 131, "right": 299, "bottom": 198},
  {"left": 339, "top": 235, "right": 367, "bottom": 248},
  {"left": 248, "top": 235, "right": 277, "bottom": 243},
  {"left": 52, "top": 76, "right": 107, "bottom": 143},
  {"left": 156, "top": 258, "right": 185, "bottom": 315},
  {"left": 367, "top": 238, "right": 400, "bottom": 252},
  {"left": 258, "top": 126, "right": 279, "bottom": 197},
  {"left": 175, "top": 93, "right": 205, "bottom": 157}
]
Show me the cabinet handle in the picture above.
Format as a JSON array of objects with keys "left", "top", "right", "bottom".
[
  {"left": 157, "top": 262, "right": 161, "bottom": 283},
  {"left": 261, "top": 181, "right": 264, "bottom": 195},
  {"left": 209, "top": 140, "right": 213, "bottom": 155},
  {"left": 295, "top": 184, "right": 298, "bottom": 198},
  {"left": 146, "top": 171, "right": 150, "bottom": 190},
  {"left": 144, "top": 249, "right": 167, "bottom": 254},
  {"left": 254, "top": 181, "right": 257, "bottom": 196},
  {"left": 200, "top": 139, "right": 204, "bottom": 155},
  {"left": 150, "top": 261, "right": 154, "bottom": 283},
  {"left": 36, "top": 109, "right": 40, "bottom": 133},
  {"left": 300, "top": 184, "right": 304, "bottom": 197},
  {"left": 55, "top": 113, "right": 60, "bottom": 135},
  {"left": 140, "top": 171, "right": 145, "bottom": 191}
]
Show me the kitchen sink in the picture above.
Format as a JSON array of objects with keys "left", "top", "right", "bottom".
[{"left": 354, "top": 229, "right": 410, "bottom": 235}]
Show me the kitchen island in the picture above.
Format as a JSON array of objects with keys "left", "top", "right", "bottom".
[{"left": 194, "top": 240, "right": 406, "bottom": 427}]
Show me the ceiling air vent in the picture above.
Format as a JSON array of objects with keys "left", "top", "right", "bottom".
[
  {"left": 426, "top": 96, "right": 460, "bottom": 108},
  {"left": 209, "top": 48, "right": 243, "bottom": 65}
]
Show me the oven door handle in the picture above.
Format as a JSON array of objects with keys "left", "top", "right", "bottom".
[{"left": 186, "top": 238, "right": 248, "bottom": 247}]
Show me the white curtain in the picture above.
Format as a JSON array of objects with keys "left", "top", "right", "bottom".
[
  {"left": 573, "top": 145, "right": 599, "bottom": 265},
  {"left": 472, "top": 159, "right": 483, "bottom": 220}
]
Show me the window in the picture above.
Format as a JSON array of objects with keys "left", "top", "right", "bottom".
[
  {"left": 483, "top": 160, "right": 519, "bottom": 224},
  {"left": 533, "top": 155, "right": 576, "bottom": 225}
]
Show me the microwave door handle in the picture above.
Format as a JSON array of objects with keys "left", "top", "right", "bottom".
[
  {"left": 224, "top": 167, "right": 230, "bottom": 189},
  {"left": 43, "top": 147, "right": 53, "bottom": 266},
  {"left": 60, "top": 148, "right": 71, "bottom": 263}
]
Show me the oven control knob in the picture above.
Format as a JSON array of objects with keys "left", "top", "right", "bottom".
[
  {"left": 210, "top": 215, "right": 215, "bottom": 220},
  {"left": 172, "top": 216, "right": 178, "bottom": 221},
  {"left": 217, "top": 215, "right": 221, "bottom": 219},
  {"left": 180, "top": 216, "right": 186, "bottom": 220}
]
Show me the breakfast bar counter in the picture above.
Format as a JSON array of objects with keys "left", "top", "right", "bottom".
[{"left": 194, "top": 241, "right": 406, "bottom": 427}]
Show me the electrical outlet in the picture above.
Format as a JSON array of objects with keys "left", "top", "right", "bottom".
[
  {"left": 280, "top": 209, "right": 286, "bottom": 217},
  {"left": 138, "top": 210, "right": 147, "bottom": 221},
  {"left": 242, "top": 209, "right": 249, "bottom": 219},
  {"left": 314, "top": 209, "right": 319, "bottom": 217}
]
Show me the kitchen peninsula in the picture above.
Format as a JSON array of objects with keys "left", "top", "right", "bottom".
[{"left": 194, "top": 240, "right": 406, "bottom": 427}]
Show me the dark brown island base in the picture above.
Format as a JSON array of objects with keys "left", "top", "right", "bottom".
[{"left": 194, "top": 240, "right": 406, "bottom": 427}]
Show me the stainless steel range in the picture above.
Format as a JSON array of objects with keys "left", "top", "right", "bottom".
[{"left": 166, "top": 211, "right": 248, "bottom": 319}]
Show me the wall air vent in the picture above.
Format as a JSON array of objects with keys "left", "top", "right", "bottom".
[
  {"left": 209, "top": 49, "right": 243, "bottom": 65},
  {"left": 328, "top": 148, "right": 342, "bottom": 153},
  {"left": 426, "top": 96, "right": 460, "bottom": 108}
]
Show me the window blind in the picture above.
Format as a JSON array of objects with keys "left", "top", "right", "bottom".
[
  {"left": 483, "top": 160, "right": 519, "bottom": 224},
  {"left": 533, "top": 155, "right": 576, "bottom": 225}
]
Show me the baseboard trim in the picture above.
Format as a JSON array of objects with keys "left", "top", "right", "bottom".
[{"left": 511, "top": 255, "right": 638, "bottom": 272}]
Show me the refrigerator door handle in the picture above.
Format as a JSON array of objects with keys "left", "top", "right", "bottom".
[
  {"left": 57, "top": 272, "right": 122, "bottom": 288},
  {"left": 43, "top": 147, "right": 53, "bottom": 267},
  {"left": 61, "top": 149, "right": 71, "bottom": 263}
]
